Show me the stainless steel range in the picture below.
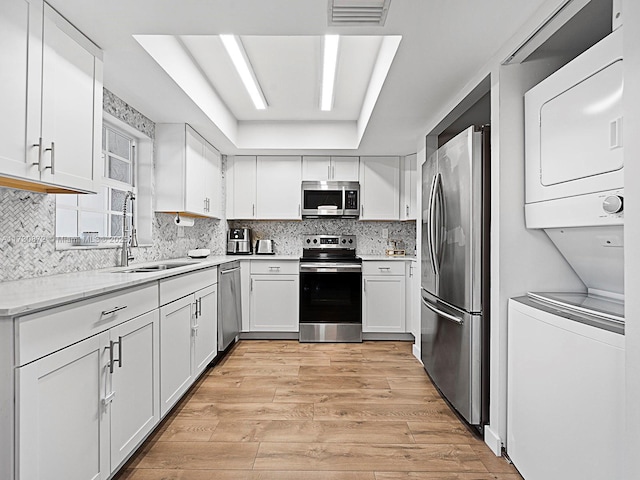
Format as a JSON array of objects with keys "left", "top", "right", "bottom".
[{"left": 299, "top": 235, "right": 362, "bottom": 343}]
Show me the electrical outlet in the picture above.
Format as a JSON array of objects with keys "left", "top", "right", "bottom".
[
  {"left": 382, "top": 228, "right": 389, "bottom": 239},
  {"left": 177, "top": 225, "right": 184, "bottom": 238}
]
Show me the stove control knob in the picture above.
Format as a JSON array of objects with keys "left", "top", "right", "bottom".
[
  {"left": 341, "top": 239, "right": 347, "bottom": 244},
  {"left": 603, "top": 195, "right": 624, "bottom": 214},
  {"left": 306, "top": 238, "right": 311, "bottom": 244},
  {"left": 348, "top": 239, "right": 354, "bottom": 244},
  {"left": 313, "top": 238, "right": 318, "bottom": 244}
]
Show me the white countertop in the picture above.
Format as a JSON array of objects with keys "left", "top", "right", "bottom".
[{"left": 0, "top": 253, "right": 413, "bottom": 317}]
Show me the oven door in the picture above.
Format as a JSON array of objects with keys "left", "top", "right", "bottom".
[{"left": 299, "top": 270, "right": 362, "bottom": 325}]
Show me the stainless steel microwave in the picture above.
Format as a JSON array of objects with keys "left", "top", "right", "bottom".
[{"left": 301, "top": 181, "right": 360, "bottom": 218}]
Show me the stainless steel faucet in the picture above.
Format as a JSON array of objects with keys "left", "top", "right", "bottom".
[{"left": 121, "top": 191, "right": 138, "bottom": 267}]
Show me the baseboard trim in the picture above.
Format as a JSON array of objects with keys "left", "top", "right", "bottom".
[
  {"left": 483, "top": 425, "right": 503, "bottom": 456},
  {"left": 412, "top": 344, "right": 423, "bottom": 364},
  {"left": 239, "top": 332, "right": 299, "bottom": 340},
  {"left": 362, "top": 332, "right": 414, "bottom": 341}
]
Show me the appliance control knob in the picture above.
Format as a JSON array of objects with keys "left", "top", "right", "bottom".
[
  {"left": 348, "top": 239, "right": 353, "bottom": 244},
  {"left": 342, "top": 239, "right": 347, "bottom": 244},
  {"left": 313, "top": 238, "right": 318, "bottom": 244},
  {"left": 603, "top": 195, "right": 624, "bottom": 214},
  {"left": 306, "top": 238, "right": 311, "bottom": 244}
]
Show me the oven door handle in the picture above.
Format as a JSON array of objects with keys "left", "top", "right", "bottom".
[{"left": 300, "top": 263, "right": 362, "bottom": 273}]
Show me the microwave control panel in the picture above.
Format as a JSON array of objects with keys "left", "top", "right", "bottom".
[{"left": 345, "top": 190, "right": 358, "bottom": 210}]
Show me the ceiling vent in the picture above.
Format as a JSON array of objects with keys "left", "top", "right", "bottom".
[{"left": 328, "top": 0, "right": 391, "bottom": 26}]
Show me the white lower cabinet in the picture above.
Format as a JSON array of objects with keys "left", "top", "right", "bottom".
[
  {"left": 159, "top": 276, "right": 218, "bottom": 417},
  {"left": 17, "top": 331, "right": 109, "bottom": 480},
  {"left": 107, "top": 310, "right": 160, "bottom": 470},
  {"left": 17, "top": 308, "right": 160, "bottom": 480},
  {"left": 249, "top": 261, "right": 299, "bottom": 332},
  {"left": 362, "top": 261, "right": 406, "bottom": 333}
]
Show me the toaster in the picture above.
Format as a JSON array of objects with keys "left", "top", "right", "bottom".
[{"left": 255, "top": 239, "right": 275, "bottom": 255}]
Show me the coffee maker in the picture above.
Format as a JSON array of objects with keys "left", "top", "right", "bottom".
[{"left": 227, "top": 228, "right": 252, "bottom": 254}]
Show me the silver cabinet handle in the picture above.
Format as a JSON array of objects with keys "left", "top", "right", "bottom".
[
  {"left": 108, "top": 338, "right": 122, "bottom": 374},
  {"left": 378, "top": 266, "right": 391, "bottom": 271},
  {"left": 102, "top": 305, "right": 127, "bottom": 316},
  {"left": 32, "top": 137, "right": 44, "bottom": 171},
  {"left": 268, "top": 266, "right": 281, "bottom": 271},
  {"left": 328, "top": 165, "right": 331, "bottom": 180},
  {"left": 250, "top": 278, "right": 254, "bottom": 291},
  {"left": 194, "top": 298, "right": 200, "bottom": 319},
  {"left": 102, "top": 391, "right": 116, "bottom": 406},
  {"left": 198, "top": 297, "right": 202, "bottom": 317},
  {"left": 332, "top": 165, "right": 335, "bottom": 179},
  {"left": 360, "top": 205, "right": 364, "bottom": 216},
  {"left": 44, "top": 142, "right": 55, "bottom": 174},
  {"left": 422, "top": 297, "right": 464, "bottom": 325}
]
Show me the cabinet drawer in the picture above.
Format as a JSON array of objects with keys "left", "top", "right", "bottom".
[
  {"left": 159, "top": 266, "right": 217, "bottom": 306},
  {"left": 362, "top": 261, "right": 405, "bottom": 276},
  {"left": 250, "top": 260, "right": 299, "bottom": 275},
  {"left": 15, "top": 283, "right": 158, "bottom": 366}
]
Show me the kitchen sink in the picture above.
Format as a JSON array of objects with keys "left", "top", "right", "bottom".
[{"left": 117, "top": 261, "right": 198, "bottom": 273}]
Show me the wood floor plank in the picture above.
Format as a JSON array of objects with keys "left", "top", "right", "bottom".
[
  {"left": 387, "top": 376, "right": 436, "bottom": 390},
  {"left": 314, "top": 401, "right": 458, "bottom": 422},
  {"left": 469, "top": 444, "right": 521, "bottom": 475},
  {"left": 177, "top": 402, "right": 314, "bottom": 420},
  {"left": 129, "top": 441, "right": 259, "bottom": 470},
  {"left": 374, "top": 473, "right": 523, "bottom": 480},
  {"left": 273, "top": 388, "right": 440, "bottom": 404},
  {"left": 118, "top": 469, "right": 376, "bottom": 479},
  {"left": 210, "top": 365, "right": 300, "bottom": 377},
  {"left": 151, "top": 418, "right": 218, "bottom": 442},
  {"left": 189, "top": 385, "right": 276, "bottom": 403},
  {"left": 223, "top": 355, "right": 331, "bottom": 366},
  {"left": 209, "top": 420, "right": 415, "bottom": 444},
  {"left": 407, "top": 422, "right": 484, "bottom": 445},
  {"left": 254, "top": 443, "right": 487, "bottom": 472},
  {"left": 300, "top": 364, "right": 426, "bottom": 377}
]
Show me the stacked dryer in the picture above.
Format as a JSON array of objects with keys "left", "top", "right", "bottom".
[{"left": 507, "top": 27, "right": 625, "bottom": 480}]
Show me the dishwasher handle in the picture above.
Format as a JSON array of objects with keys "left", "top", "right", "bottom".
[{"left": 220, "top": 267, "right": 240, "bottom": 275}]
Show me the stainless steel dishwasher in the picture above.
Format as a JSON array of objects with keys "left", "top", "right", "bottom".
[{"left": 218, "top": 260, "right": 242, "bottom": 351}]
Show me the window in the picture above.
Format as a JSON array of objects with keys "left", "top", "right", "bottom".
[{"left": 56, "top": 122, "right": 137, "bottom": 247}]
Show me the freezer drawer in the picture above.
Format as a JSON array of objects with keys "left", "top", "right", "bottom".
[{"left": 420, "top": 289, "right": 482, "bottom": 425}]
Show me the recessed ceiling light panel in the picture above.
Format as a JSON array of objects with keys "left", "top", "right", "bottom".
[
  {"left": 329, "top": 0, "right": 391, "bottom": 26},
  {"left": 220, "top": 34, "right": 268, "bottom": 110},
  {"left": 321, "top": 34, "right": 340, "bottom": 111}
]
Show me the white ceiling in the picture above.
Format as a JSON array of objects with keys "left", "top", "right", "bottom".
[{"left": 47, "top": 0, "right": 550, "bottom": 155}]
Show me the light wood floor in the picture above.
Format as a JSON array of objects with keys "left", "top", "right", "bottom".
[{"left": 116, "top": 340, "right": 522, "bottom": 480}]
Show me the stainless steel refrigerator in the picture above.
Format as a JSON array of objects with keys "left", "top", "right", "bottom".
[{"left": 421, "top": 125, "right": 489, "bottom": 427}]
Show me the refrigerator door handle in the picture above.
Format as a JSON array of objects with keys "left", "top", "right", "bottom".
[
  {"left": 433, "top": 173, "right": 445, "bottom": 270},
  {"left": 421, "top": 296, "right": 464, "bottom": 325},
  {"left": 427, "top": 174, "right": 439, "bottom": 275}
]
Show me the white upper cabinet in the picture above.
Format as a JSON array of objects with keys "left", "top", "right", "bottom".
[
  {"left": 400, "top": 153, "right": 417, "bottom": 220},
  {"left": 359, "top": 156, "right": 400, "bottom": 220},
  {"left": 256, "top": 156, "right": 302, "bottom": 219},
  {"left": 156, "top": 124, "right": 222, "bottom": 218},
  {"left": 0, "top": 0, "right": 102, "bottom": 194},
  {"left": 226, "top": 155, "right": 257, "bottom": 219},
  {"left": 302, "top": 156, "right": 359, "bottom": 181}
]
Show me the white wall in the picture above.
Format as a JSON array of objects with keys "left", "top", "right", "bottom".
[{"left": 624, "top": 1, "right": 640, "bottom": 477}]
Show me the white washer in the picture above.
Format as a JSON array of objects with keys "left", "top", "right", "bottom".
[{"left": 507, "top": 295, "right": 625, "bottom": 480}]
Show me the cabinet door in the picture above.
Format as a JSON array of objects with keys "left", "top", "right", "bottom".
[
  {"left": 401, "top": 154, "right": 417, "bottom": 220},
  {"left": 250, "top": 274, "right": 299, "bottom": 331},
  {"left": 302, "top": 156, "right": 331, "bottom": 181},
  {"left": 359, "top": 156, "right": 400, "bottom": 220},
  {"left": 0, "top": 0, "right": 42, "bottom": 181},
  {"left": 363, "top": 276, "right": 406, "bottom": 332},
  {"left": 193, "top": 284, "right": 218, "bottom": 375},
  {"left": 17, "top": 331, "right": 110, "bottom": 480},
  {"left": 39, "top": 3, "right": 100, "bottom": 193},
  {"left": 256, "top": 156, "right": 302, "bottom": 219},
  {"left": 160, "top": 295, "right": 194, "bottom": 417},
  {"left": 227, "top": 156, "right": 257, "bottom": 219},
  {"left": 332, "top": 156, "right": 359, "bottom": 181},
  {"left": 109, "top": 310, "right": 160, "bottom": 470},
  {"left": 184, "top": 127, "right": 206, "bottom": 215},
  {"left": 204, "top": 142, "right": 222, "bottom": 218}
]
